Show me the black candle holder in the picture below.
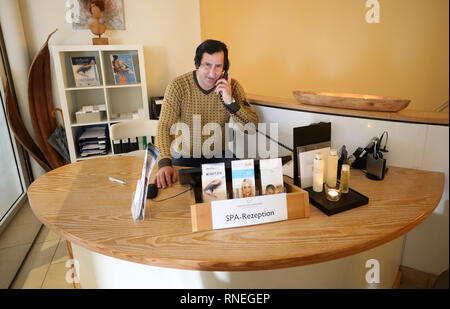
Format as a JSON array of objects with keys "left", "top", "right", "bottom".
[{"left": 304, "top": 186, "right": 369, "bottom": 216}]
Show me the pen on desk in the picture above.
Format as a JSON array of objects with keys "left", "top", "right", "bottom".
[{"left": 109, "top": 177, "right": 126, "bottom": 185}]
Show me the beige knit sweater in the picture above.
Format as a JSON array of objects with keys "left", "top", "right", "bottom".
[{"left": 156, "top": 71, "right": 258, "bottom": 167}]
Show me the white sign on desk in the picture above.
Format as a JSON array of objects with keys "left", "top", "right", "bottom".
[{"left": 211, "top": 193, "right": 288, "bottom": 230}]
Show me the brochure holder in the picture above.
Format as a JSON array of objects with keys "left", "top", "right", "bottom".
[{"left": 190, "top": 179, "right": 309, "bottom": 232}]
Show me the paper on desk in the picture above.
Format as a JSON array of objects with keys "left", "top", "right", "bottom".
[{"left": 131, "top": 144, "right": 159, "bottom": 222}]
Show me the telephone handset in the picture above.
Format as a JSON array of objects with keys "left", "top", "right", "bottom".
[
  {"left": 216, "top": 69, "right": 294, "bottom": 154},
  {"left": 352, "top": 131, "right": 389, "bottom": 170},
  {"left": 217, "top": 70, "right": 228, "bottom": 101},
  {"left": 222, "top": 70, "right": 228, "bottom": 80}
]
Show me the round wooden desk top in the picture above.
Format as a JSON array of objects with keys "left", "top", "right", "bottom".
[{"left": 28, "top": 156, "right": 444, "bottom": 271}]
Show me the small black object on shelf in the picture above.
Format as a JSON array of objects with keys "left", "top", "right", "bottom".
[{"left": 304, "top": 186, "right": 369, "bottom": 216}]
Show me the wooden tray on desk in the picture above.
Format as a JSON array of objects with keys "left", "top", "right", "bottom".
[
  {"left": 293, "top": 91, "right": 410, "bottom": 112},
  {"left": 191, "top": 182, "right": 310, "bottom": 232}
]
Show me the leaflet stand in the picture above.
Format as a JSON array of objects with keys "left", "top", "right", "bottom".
[{"left": 190, "top": 177, "right": 310, "bottom": 232}]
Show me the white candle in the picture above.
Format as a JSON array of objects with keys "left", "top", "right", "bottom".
[
  {"left": 325, "top": 186, "right": 341, "bottom": 202},
  {"left": 326, "top": 149, "right": 338, "bottom": 187},
  {"left": 328, "top": 189, "right": 338, "bottom": 197},
  {"left": 313, "top": 154, "right": 324, "bottom": 192}
]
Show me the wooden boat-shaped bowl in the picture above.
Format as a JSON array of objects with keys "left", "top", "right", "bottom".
[{"left": 293, "top": 91, "right": 410, "bottom": 112}]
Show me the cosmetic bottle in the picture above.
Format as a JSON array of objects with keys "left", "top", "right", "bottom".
[
  {"left": 313, "top": 153, "right": 324, "bottom": 192},
  {"left": 340, "top": 164, "right": 350, "bottom": 194},
  {"left": 326, "top": 149, "right": 338, "bottom": 187}
]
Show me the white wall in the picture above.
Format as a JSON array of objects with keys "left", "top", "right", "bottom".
[
  {"left": 19, "top": 0, "right": 201, "bottom": 99},
  {"left": 253, "top": 105, "right": 449, "bottom": 275},
  {"left": 1, "top": 0, "right": 201, "bottom": 178}
]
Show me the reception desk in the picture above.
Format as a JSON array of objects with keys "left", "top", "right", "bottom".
[
  {"left": 27, "top": 155, "right": 444, "bottom": 288},
  {"left": 247, "top": 94, "right": 449, "bottom": 278}
]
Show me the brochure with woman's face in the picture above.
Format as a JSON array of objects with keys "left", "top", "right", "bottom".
[
  {"left": 260, "top": 158, "right": 284, "bottom": 195},
  {"left": 231, "top": 159, "right": 255, "bottom": 198}
]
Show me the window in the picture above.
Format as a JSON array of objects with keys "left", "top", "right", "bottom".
[{"left": 0, "top": 84, "right": 25, "bottom": 223}]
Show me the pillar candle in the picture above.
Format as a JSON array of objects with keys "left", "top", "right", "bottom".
[{"left": 313, "top": 153, "right": 324, "bottom": 192}]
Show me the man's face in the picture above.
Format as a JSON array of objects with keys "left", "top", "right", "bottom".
[{"left": 196, "top": 51, "right": 225, "bottom": 90}]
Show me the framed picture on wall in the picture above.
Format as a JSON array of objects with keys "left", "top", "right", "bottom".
[{"left": 66, "top": 0, "right": 125, "bottom": 30}]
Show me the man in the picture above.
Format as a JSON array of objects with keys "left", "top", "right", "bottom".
[{"left": 155, "top": 39, "right": 258, "bottom": 189}]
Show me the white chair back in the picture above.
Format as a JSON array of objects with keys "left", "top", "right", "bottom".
[
  {"left": 110, "top": 119, "right": 159, "bottom": 157},
  {"left": 110, "top": 119, "right": 158, "bottom": 140}
]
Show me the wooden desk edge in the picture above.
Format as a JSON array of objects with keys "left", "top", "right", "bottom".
[{"left": 27, "top": 165, "right": 445, "bottom": 272}]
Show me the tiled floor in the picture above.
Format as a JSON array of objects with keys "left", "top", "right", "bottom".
[
  {"left": 10, "top": 226, "right": 75, "bottom": 289},
  {"left": 398, "top": 265, "right": 439, "bottom": 289},
  {"left": 1, "top": 201, "right": 75, "bottom": 289},
  {"left": 0, "top": 200, "right": 42, "bottom": 289}
]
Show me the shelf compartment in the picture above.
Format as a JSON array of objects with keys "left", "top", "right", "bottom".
[
  {"left": 65, "top": 89, "right": 106, "bottom": 125},
  {"left": 71, "top": 124, "right": 110, "bottom": 160},
  {"left": 59, "top": 51, "right": 104, "bottom": 88},
  {"left": 101, "top": 50, "right": 141, "bottom": 86},
  {"left": 106, "top": 87, "right": 144, "bottom": 120}
]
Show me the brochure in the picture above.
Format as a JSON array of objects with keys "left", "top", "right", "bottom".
[
  {"left": 71, "top": 56, "right": 100, "bottom": 87},
  {"left": 260, "top": 158, "right": 284, "bottom": 195},
  {"left": 201, "top": 162, "right": 227, "bottom": 203},
  {"left": 131, "top": 144, "right": 159, "bottom": 222},
  {"left": 231, "top": 159, "right": 255, "bottom": 198},
  {"left": 110, "top": 54, "right": 137, "bottom": 84}
]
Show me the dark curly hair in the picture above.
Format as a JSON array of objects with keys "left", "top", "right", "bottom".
[{"left": 194, "top": 39, "right": 229, "bottom": 71}]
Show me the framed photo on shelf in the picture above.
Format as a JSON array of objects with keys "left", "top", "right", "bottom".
[
  {"left": 71, "top": 56, "right": 100, "bottom": 87},
  {"left": 110, "top": 54, "right": 137, "bottom": 84}
]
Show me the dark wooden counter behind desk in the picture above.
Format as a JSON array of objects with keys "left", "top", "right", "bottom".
[{"left": 27, "top": 156, "right": 444, "bottom": 271}]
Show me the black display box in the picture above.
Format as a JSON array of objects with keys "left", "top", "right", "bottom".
[{"left": 304, "top": 186, "right": 369, "bottom": 216}]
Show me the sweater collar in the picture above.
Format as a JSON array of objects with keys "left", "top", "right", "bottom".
[{"left": 193, "top": 70, "right": 215, "bottom": 95}]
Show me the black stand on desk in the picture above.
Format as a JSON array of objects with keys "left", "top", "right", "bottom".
[{"left": 304, "top": 186, "right": 369, "bottom": 216}]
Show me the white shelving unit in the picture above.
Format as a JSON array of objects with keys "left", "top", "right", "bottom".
[{"left": 52, "top": 45, "right": 149, "bottom": 162}]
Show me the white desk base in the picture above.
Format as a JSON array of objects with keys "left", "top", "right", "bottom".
[{"left": 71, "top": 236, "right": 403, "bottom": 289}]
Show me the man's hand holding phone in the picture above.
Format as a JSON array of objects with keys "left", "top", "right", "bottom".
[{"left": 214, "top": 70, "right": 233, "bottom": 104}]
